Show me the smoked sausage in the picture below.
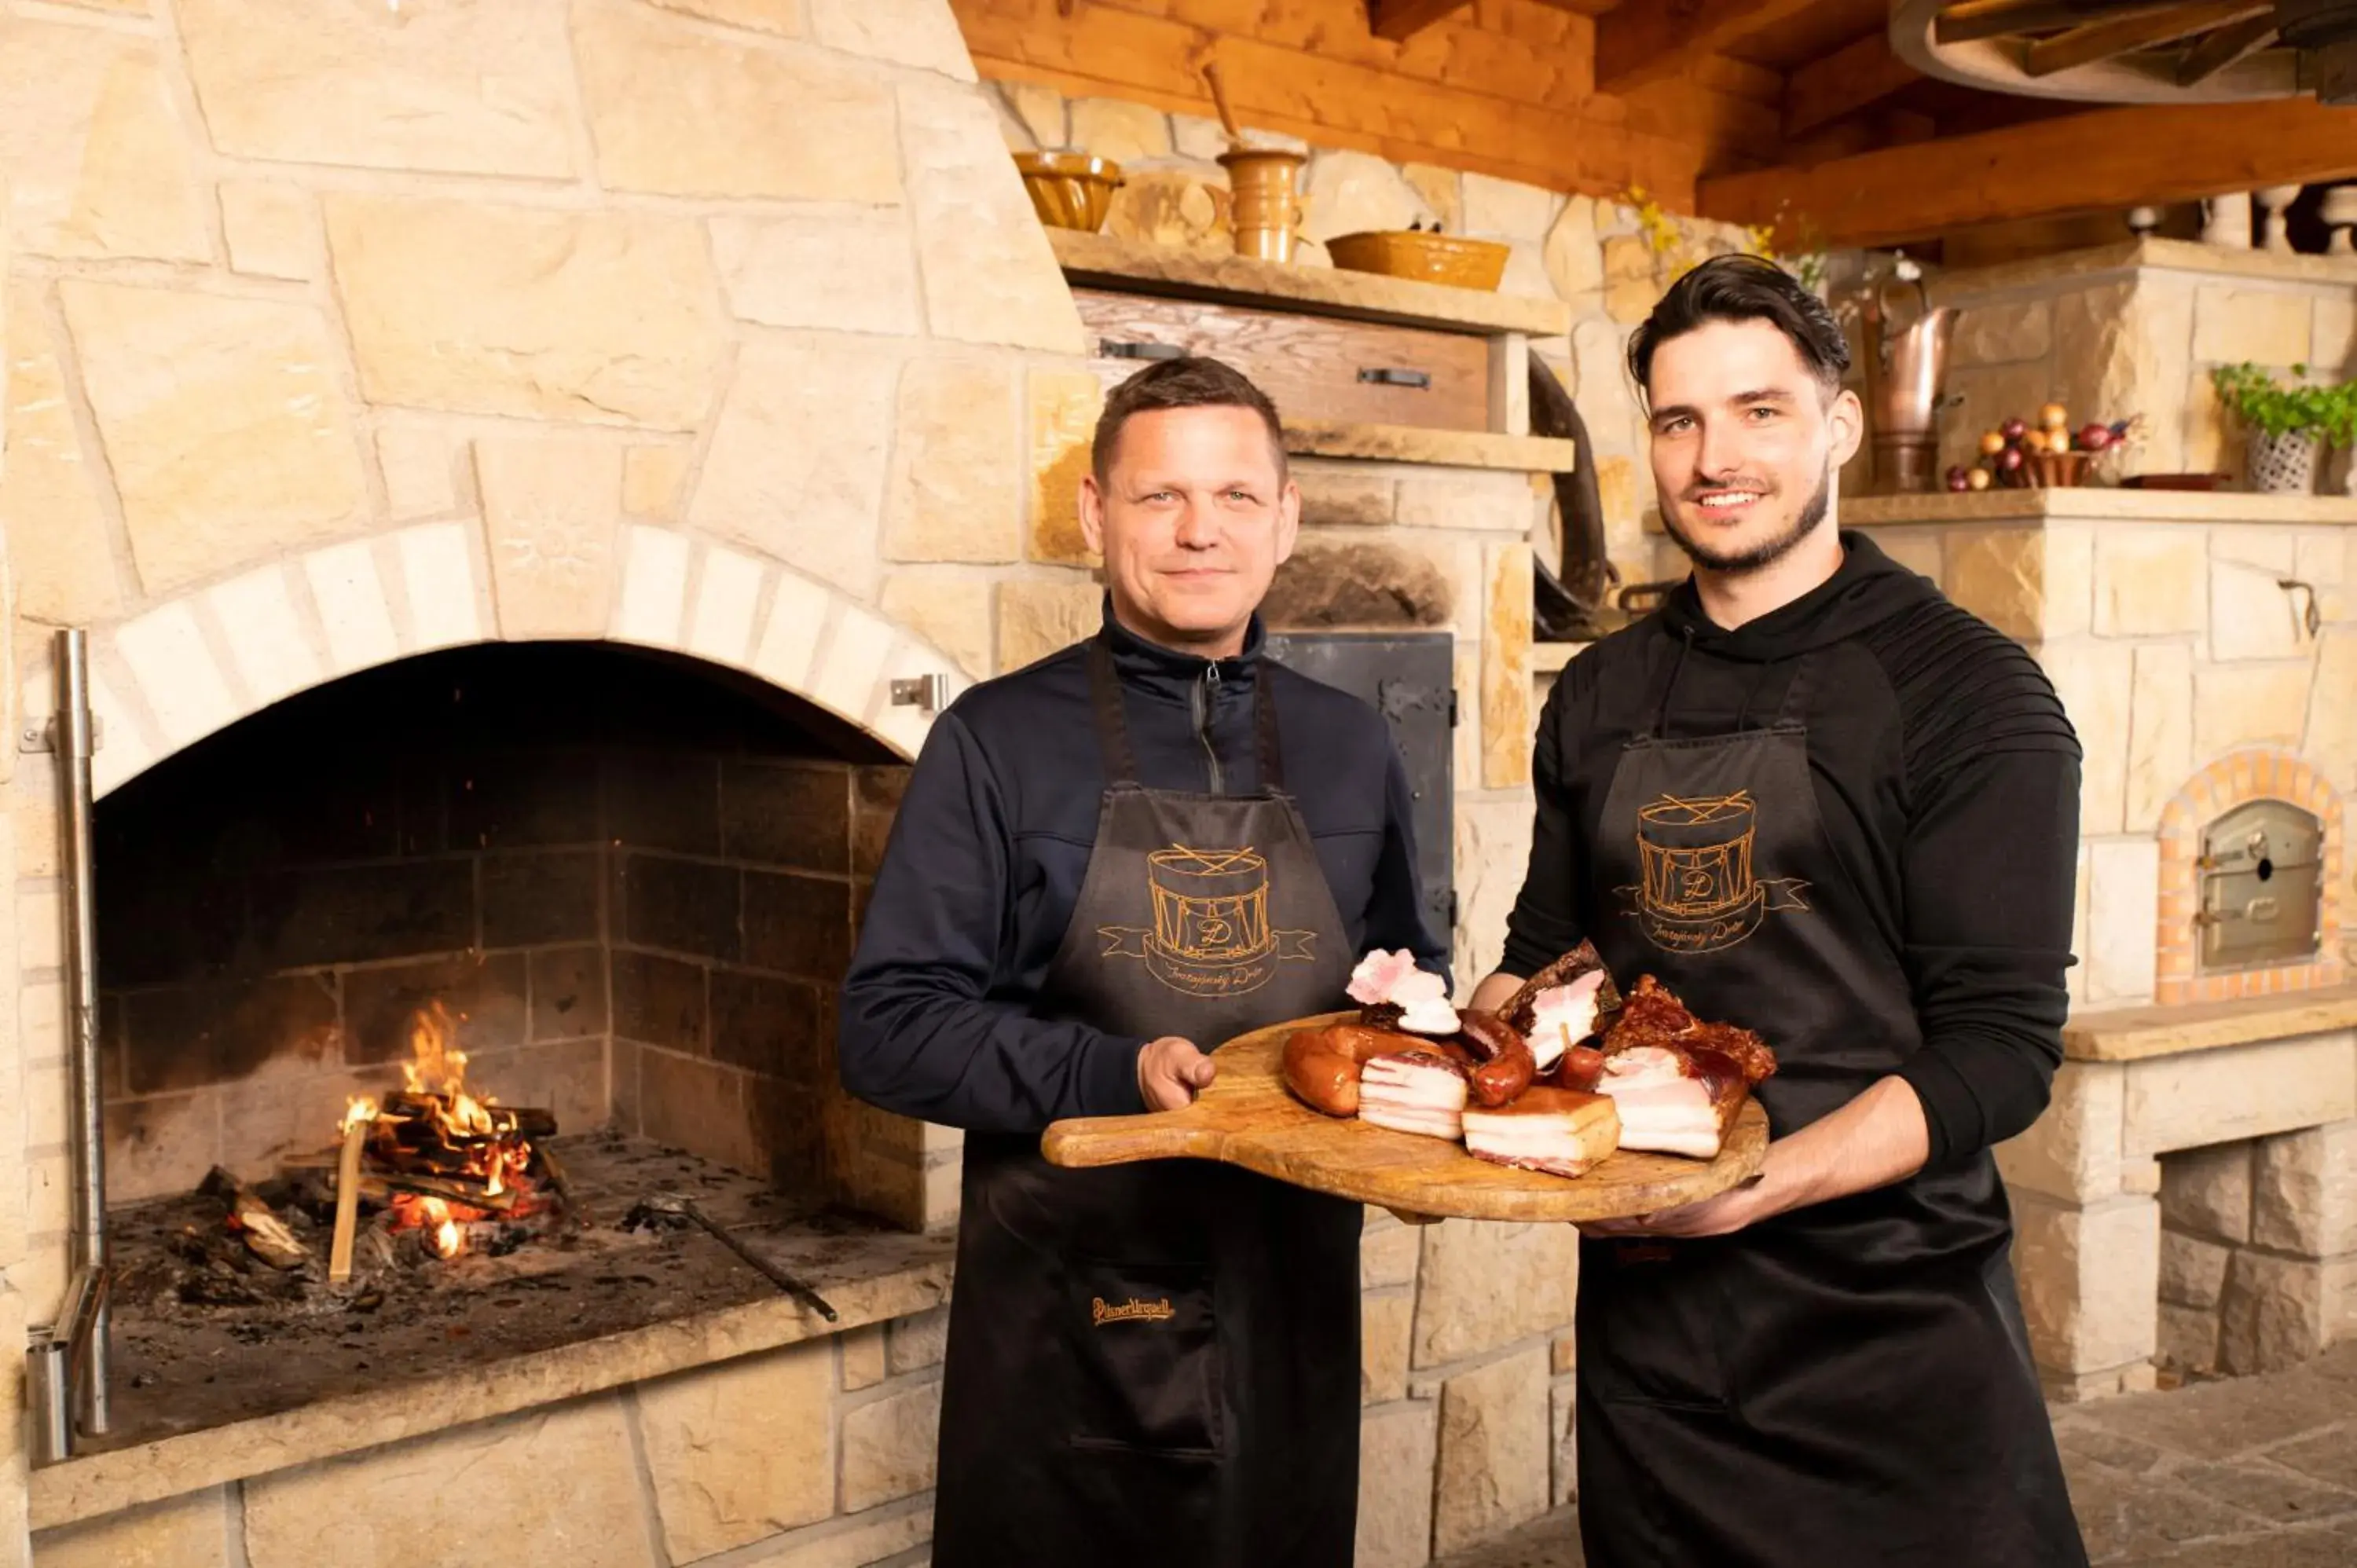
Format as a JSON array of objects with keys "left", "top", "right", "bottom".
[
  {"left": 1282, "top": 1024, "right": 1422, "bottom": 1117},
  {"left": 1456, "top": 1009, "right": 1537, "bottom": 1108}
]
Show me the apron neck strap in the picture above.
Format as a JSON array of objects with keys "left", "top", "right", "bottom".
[
  {"left": 1772, "top": 650, "right": 1817, "bottom": 727},
  {"left": 1087, "top": 636, "right": 1285, "bottom": 791},
  {"left": 1640, "top": 637, "right": 1820, "bottom": 741}
]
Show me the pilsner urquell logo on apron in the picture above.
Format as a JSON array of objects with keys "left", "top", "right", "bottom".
[
  {"left": 1098, "top": 844, "right": 1318, "bottom": 997},
  {"left": 1619, "top": 790, "right": 1810, "bottom": 954}
]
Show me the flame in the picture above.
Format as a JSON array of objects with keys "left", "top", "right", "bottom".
[
  {"left": 420, "top": 1196, "right": 460, "bottom": 1259},
  {"left": 340, "top": 1096, "right": 378, "bottom": 1135}
]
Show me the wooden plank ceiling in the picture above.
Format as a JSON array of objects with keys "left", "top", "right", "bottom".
[{"left": 948, "top": 1, "right": 2357, "bottom": 250}]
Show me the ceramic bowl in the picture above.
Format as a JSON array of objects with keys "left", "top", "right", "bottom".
[{"left": 1014, "top": 152, "right": 1124, "bottom": 233}]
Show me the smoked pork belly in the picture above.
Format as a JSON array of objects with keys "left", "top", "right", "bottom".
[
  {"left": 1356, "top": 1051, "right": 1468, "bottom": 1141},
  {"left": 1594, "top": 1046, "right": 1747, "bottom": 1159},
  {"left": 1461, "top": 1087, "right": 1621, "bottom": 1177}
]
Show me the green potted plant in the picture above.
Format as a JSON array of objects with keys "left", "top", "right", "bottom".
[{"left": 2209, "top": 362, "right": 2357, "bottom": 494}]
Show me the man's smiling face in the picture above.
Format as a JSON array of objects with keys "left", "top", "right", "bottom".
[
  {"left": 1080, "top": 405, "right": 1299, "bottom": 654},
  {"left": 1644, "top": 317, "right": 1862, "bottom": 575}
]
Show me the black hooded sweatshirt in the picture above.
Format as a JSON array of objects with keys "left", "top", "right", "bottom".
[
  {"left": 839, "top": 602, "right": 1448, "bottom": 1134},
  {"left": 1499, "top": 531, "right": 2083, "bottom": 1168}
]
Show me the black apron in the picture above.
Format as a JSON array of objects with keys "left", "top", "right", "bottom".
[
  {"left": 1576, "top": 650, "right": 2087, "bottom": 1567},
  {"left": 932, "top": 639, "right": 1362, "bottom": 1568}
]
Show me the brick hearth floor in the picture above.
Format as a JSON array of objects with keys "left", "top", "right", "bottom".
[{"left": 1435, "top": 1342, "right": 2357, "bottom": 1568}]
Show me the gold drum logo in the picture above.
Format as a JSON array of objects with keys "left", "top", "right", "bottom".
[
  {"left": 1099, "top": 844, "right": 1317, "bottom": 997},
  {"left": 1622, "top": 791, "right": 1809, "bottom": 954}
]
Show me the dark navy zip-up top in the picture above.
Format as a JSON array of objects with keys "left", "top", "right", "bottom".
[{"left": 838, "top": 600, "right": 1449, "bottom": 1135}]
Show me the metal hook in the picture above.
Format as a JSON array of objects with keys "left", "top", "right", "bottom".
[{"left": 2278, "top": 578, "right": 2322, "bottom": 639}]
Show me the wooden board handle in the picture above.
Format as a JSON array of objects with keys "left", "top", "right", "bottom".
[{"left": 1040, "top": 1110, "right": 1229, "bottom": 1169}]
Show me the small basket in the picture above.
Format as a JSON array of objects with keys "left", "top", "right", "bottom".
[
  {"left": 1326, "top": 230, "right": 1511, "bottom": 291},
  {"left": 2022, "top": 449, "right": 2094, "bottom": 489},
  {"left": 1014, "top": 152, "right": 1124, "bottom": 233}
]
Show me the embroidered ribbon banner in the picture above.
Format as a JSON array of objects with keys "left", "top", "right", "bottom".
[{"left": 1097, "top": 927, "right": 1320, "bottom": 962}]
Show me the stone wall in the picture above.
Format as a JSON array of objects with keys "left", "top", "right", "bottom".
[
  {"left": 1848, "top": 499, "right": 2357, "bottom": 1013},
  {"left": 1930, "top": 240, "right": 2357, "bottom": 490},
  {"left": 2158, "top": 1124, "right": 2357, "bottom": 1379}
]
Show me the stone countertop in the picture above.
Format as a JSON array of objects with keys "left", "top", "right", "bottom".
[
  {"left": 1846, "top": 489, "right": 2357, "bottom": 527},
  {"left": 1926, "top": 236, "right": 2357, "bottom": 302},
  {"left": 2062, "top": 982, "right": 2357, "bottom": 1063},
  {"left": 31, "top": 1139, "right": 955, "bottom": 1531}
]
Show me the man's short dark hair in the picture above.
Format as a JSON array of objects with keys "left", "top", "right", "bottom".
[
  {"left": 1626, "top": 254, "right": 1850, "bottom": 403},
  {"left": 1090, "top": 356, "right": 1288, "bottom": 485}
]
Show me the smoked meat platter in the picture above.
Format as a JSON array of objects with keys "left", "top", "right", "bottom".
[{"left": 1041, "top": 1012, "right": 1769, "bottom": 1222}]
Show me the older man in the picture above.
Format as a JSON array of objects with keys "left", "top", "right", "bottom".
[{"left": 840, "top": 355, "right": 1446, "bottom": 1568}]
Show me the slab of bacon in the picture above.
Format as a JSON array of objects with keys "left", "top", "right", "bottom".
[
  {"left": 1356, "top": 1048, "right": 1472, "bottom": 1141},
  {"left": 1559, "top": 976, "right": 1776, "bottom": 1159},
  {"left": 1461, "top": 1086, "right": 1621, "bottom": 1178}
]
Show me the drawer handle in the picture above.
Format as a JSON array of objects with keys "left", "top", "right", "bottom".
[
  {"left": 1101, "top": 339, "right": 1186, "bottom": 361},
  {"left": 1358, "top": 367, "right": 1432, "bottom": 389}
]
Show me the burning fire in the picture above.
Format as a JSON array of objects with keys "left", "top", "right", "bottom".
[
  {"left": 417, "top": 1196, "right": 460, "bottom": 1260},
  {"left": 339, "top": 1001, "right": 546, "bottom": 1261}
]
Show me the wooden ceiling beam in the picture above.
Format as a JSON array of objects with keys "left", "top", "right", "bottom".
[
  {"left": 2023, "top": 0, "right": 2271, "bottom": 77},
  {"left": 1695, "top": 94, "right": 2357, "bottom": 249},
  {"left": 1590, "top": 0, "right": 1824, "bottom": 96},
  {"left": 1934, "top": 0, "right": 2188, "bottom": 46},
  {"left": 2176, "top": 14, "right": 2276, "bottom": 82},
  {"left": 1365, "top": 0, "right": 1472, "bottom": 43},
  {"left": 1783, "top": 30, "right": 1922, "bottom": 137}
]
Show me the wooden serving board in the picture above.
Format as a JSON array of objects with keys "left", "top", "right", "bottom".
[{"left": 1041, "top": 1013, "right": 1769, "bottom": 1223}]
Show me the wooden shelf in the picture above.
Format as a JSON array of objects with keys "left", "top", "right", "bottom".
[
  {"left": 1846, "top": 489, "right": 2357, "bottom": 528},
  {"left": 2062, "top": 983, "right": 2357, "bottom": 1064},
  {"left": 1282, "top": 420, "right": 1574, "bottom": 473},
  {"left": 1048, "top": 229, "right": 1570, "bottom": 339}
]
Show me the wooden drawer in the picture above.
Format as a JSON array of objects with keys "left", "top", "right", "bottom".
[{"left": 1072, "top": 288, "right": 1494, "bottom": 433}]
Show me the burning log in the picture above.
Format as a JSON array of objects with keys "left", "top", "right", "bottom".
[
  {"left": 383, "top": 1092, "right": 555, "bottom": 1141},
  {"left": 199, "top": 1167, "right": 310, "bottom": 1271},
  {"left": 375, "top": 1169, "right": 517, "bottom": 1214}
]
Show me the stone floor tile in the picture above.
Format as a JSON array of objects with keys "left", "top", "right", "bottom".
[
  {"left": 2076, "top": 1371, "right": 2357, "bottom": 1462},
  {"left": 2069, "top": 1456, "right": 2265, "bottom": 1563},
  {"left": 2062, "top": 1423, "right": 2177, "bottom": 1477},
  {"left": 2113, "top": 1525, "right": 2357, "bottom": 1568},
  {"left": 2173, "top": 1460, "right": 2357, "bottom": 1526},
  {"left": 2267, "top": 1428, "right": 2357, "bottom": 1493}
]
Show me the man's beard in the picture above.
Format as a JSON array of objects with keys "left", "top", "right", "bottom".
[{"left": 1661, "top": 463, "right": 1832, "bottom": 575}]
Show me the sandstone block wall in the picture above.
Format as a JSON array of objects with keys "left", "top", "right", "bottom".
[
  {"left": 1852, "top": 511, "right": 2356, "bottom": 1013},
  {"left": 2157, "top": 1121, "right": 2357, "bottom": 1378},
  {"left": 1931, "top": 242, "right": 2357, "bottom": 490}
]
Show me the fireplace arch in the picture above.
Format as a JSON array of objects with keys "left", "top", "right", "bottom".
[{"left": 16, "top": 521, "right": 973, "bottom": 804}]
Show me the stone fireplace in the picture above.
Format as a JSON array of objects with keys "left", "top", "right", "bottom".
[{"left": 93, "top": 639, "right": 907, "bottom": 1211}]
